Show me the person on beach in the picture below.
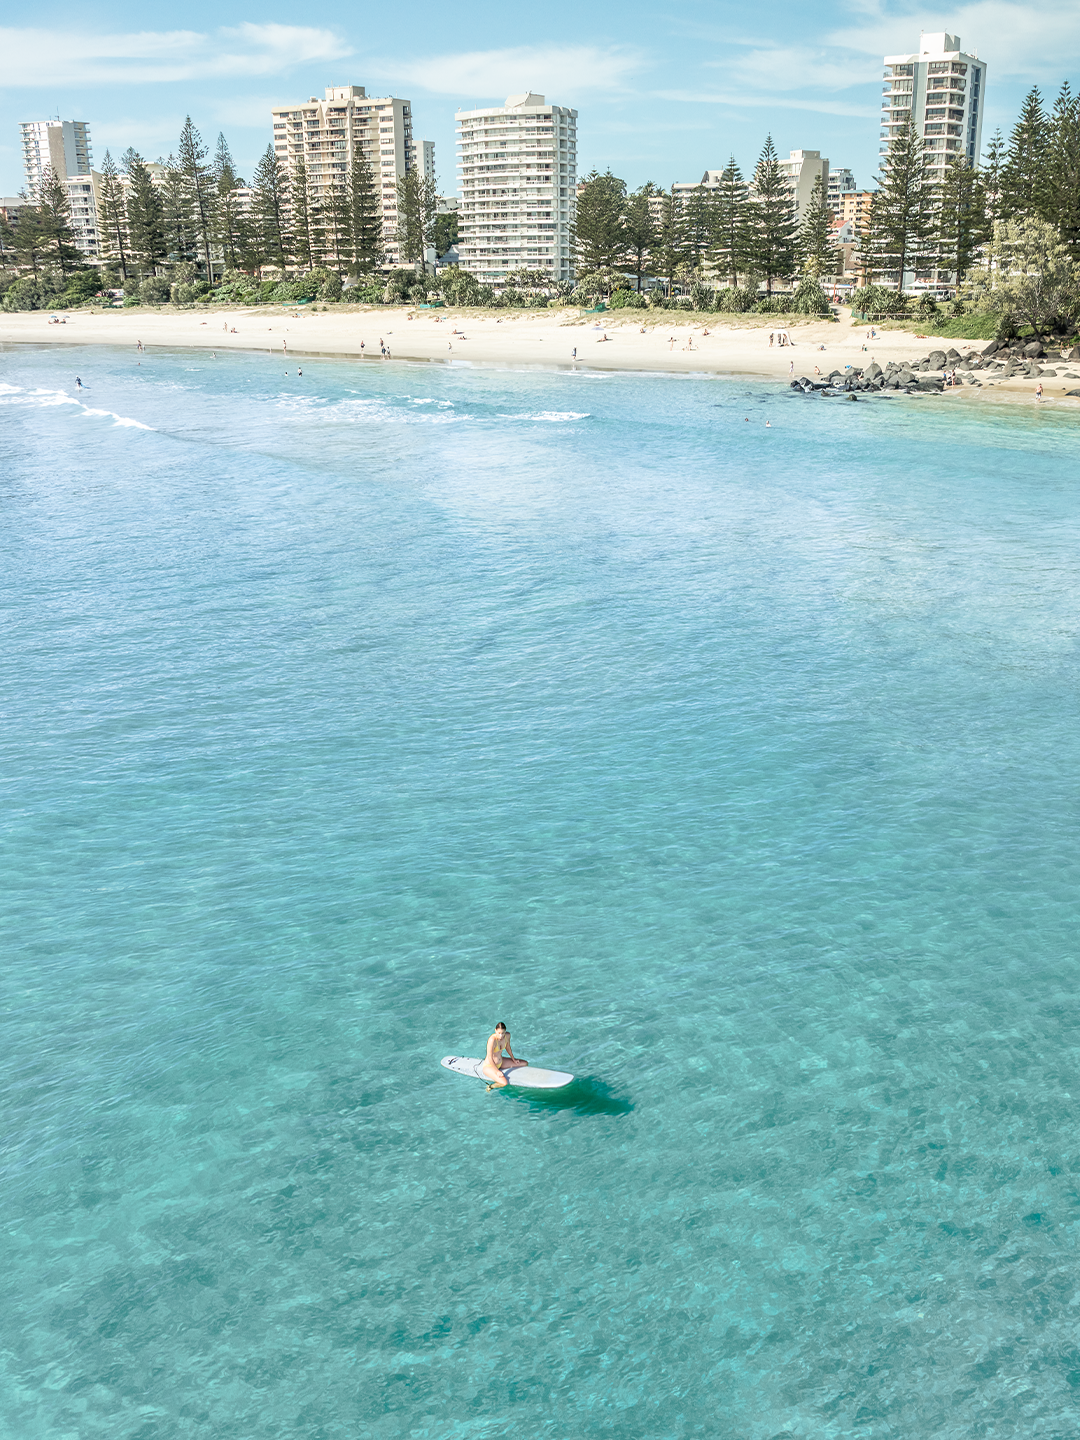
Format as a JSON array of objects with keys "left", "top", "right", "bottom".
[
  {"left": 1036, "top": 382, "right": 1044, "bottom": 401},
  {"left": 481, "top": 1023, "right": 528, "bottom": 1089},
  {"left": 572, "top": 347, "right": 577, "bottom": 361},
  {"left": 770, "top": 332, "right": 775, "bottom": 347}
]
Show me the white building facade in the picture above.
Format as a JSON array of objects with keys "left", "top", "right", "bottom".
[
  {"left": 21, "top": 119, "right": 92, "bottom": 198},
  {"left": 777, "top": 149, "right": 829, "bottom": 220},
  {"left": 881, "top": 34, "right": 987, "bottom": 173},
  {"left": 270, "top": 85, "right": 420, "bottom": 268},
  {"left": 456, "top": 93, "right": 577, "bottom": 285}
]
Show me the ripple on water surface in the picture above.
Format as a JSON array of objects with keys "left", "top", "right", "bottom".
[{"left": 2, "top": 345, "right": 1080, "bottom": 1438}]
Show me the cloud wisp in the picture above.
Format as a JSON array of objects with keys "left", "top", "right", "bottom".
[
  {"left": 0, "top": 23, "right": 350, "bottom": 87},
  {"left": 364, "top": 45, "right": 644, "bottom": 99}
]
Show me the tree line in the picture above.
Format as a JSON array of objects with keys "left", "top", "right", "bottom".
[
  {"left": 1, "top": 115, "right": 440, "bottom": 305},
  {"left": 571, "top": 136, "right": 838, "bottom": 299}
]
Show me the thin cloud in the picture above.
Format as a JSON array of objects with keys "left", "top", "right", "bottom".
[
  {"left": 366, "top": 45, "right": 644, "bottom": 99},
  {"left": 653, "top": 90, "right": 877, "bottom": 118},
  {"left": 827, "top": 0, "right": 1080, "bottom": 76},
  {"left": 0, "top": 23, "right": 350, "bottom": 86}
]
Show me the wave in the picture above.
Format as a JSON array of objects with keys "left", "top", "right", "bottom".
[
  {"left": 0, "top": 383, "right": 153, "bottom": 430},
  {"left": 496, "top": 410, "right": 591, "bottom": 422}
]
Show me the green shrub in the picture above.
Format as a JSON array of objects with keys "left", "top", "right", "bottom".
[
  {"left": 140, "top": 275, "right": 171, "bottom": 305},
  {"left": 851, "top": 284, "right": 908, "bottom": 318},
  {"left": 123, "top": 296, "right": 141, "bottom": 307},
  {"left": 609, "top": 288, "right": 647, "bottom": 309},
  {"left": 171, "top": 282, "right": 198, "bottom": 305},
  {"left": 790, "top": 276, "right": 830, "bottom": 316},
  {"left": 2, "top": 277, "right": 40, "bottom": 311},
  {"left": 713, "top": 286, "right": 754, "bottom": 313},
  {"left": 318, "top": 271, "right": 343, "bottom": 301}
]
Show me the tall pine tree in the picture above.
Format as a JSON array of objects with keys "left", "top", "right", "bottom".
[
  {"left": 97, "top": 150, "right": 130, "bottom": 280},
  {"left": 160, "top": 155, "right": 198, "bottom": 268},
  {"left": 396, "top": 168, "right": 438, "bottom": 273},
  {"left": 937, "top": 155, "right": 990, "bottom": 281},
  {"left": 291, "top": 158, "right": 323, "bottom": 270},
  {"left": 251, "top": 145, "right": 291, "bottom": 271},
  {"left": 572, "top": 170, "right": 627, "bottom": 273},
  {"left": 858, "top": 118, "right": 937, "bottom": 290},
  {"left": 176, "top": 117, "right": 217, "bottom": 278},
  {"left": 346, "top": 149, "right": 385, "bottom": 276},
  {"left": 799, "top": 175, "right": 838, "bottom": 278},
  {"left": 1000, "top": 87, "right": 1050, "bottom": 224},
  {"left": 38, "top": 168, "right": 83, "bottom": 276},
  {"left": 212, "top": 132, "right": 248, "bottom": 272},
  {"left": 1047, "top": 83, "right": 1080, "bottom": 260},
  {"left": 652, "top": 186, "right": 690, "bottom": 295},
  {"left": 982, "top": 129, "right": 1005, "bottom": 227},
  {"left": 122, "top": 149, "right": 167, "bottom": 275},
  {"left": 708, "top": 159, "right": 751, "bottom": 287},
  {"left": 622, "top": 182, "right": 658, "bottom": 291},
  {"left": 746, "top": 136, "right": 800, "bottom": 293}
]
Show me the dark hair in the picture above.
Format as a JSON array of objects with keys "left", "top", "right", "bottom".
[{"left": 496, "top": 1021, "right": 507, "bottom": 1030}]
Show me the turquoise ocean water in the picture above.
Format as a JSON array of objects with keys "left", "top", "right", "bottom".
[{"left": 3, "top": 344, "right": 1080, "bottom": 1439}]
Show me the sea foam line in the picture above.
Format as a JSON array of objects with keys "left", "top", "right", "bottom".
[{"left": 0, "top": 383, "right": 153, "bottom": 430}]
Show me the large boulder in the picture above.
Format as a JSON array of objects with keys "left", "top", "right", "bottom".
[
  {"left": 982, "top": 340, "right": 1002, "bottom": 355},
  {"left": 917, "top": 377, "right": 943, "bottom": 391},
  {"left": 1023, "top": 340, "right": 1044, "bottom": 357},
  {"left": 865, "top": 361, "right": 882, "bottom": 380},
  {"left": 945, "top": 348, "right": 961, "bottom": 362},
  {"left": 927, "top": 349, "right": 947, "bottom": 369}
]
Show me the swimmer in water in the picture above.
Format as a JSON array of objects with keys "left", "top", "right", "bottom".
[{"left": 481, "top": 1022, "right": 528, "bottom": 1089}]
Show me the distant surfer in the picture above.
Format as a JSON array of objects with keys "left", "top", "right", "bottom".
[{"left": 481, "top": 1022, "right": 527, "bottom": 1089}]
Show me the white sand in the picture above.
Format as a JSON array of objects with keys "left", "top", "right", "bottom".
[{"left": 3, "top": 304, "right": 1078, "bottom": 409}]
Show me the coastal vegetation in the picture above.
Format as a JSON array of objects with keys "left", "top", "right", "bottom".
[{"left": 2, "top": 86, "right": 1080, "bottom": 331}]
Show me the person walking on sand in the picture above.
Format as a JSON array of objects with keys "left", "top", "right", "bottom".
[
  {"left": 571, "top": 347, "right": 577, "bottom": 361},
  {"left": 1036, "top": 382, "right": 1044, "bottom": 401},
  {"left": 770, "top": 332, "right": 775, "bottom": 347},
  {"left": 789, "top": 360, "right": 794, "bottom": 376},
  {"left": 481, "top": 1022, "right": 528, "bottom": 1089}
]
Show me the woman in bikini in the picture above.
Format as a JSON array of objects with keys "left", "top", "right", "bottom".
[{"left": 481, "top": 1022, "right": 527, "bottom": 1088}]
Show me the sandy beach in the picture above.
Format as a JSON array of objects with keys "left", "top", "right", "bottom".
[{"left": 4, "top": 304, "right": 1079, "bottom": 409}]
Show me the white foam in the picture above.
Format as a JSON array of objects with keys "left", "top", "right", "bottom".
[
  {"left": 497, "top": 411, "right": 591, "bottom": 422},
  {"left": 0, "top": 383, "right": 153, "bottom": 429}
]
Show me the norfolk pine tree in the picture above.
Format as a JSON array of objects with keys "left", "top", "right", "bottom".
[
  {"left": 937, "top": 156, "right": 990, "bottom": 282},
  {"left": 291, "top": 158, "right": 323, "bottom": 269},
  {"left": 799, "top": 175, "right": 838, "bottom": 278},
  {"left": 572, "top": 171, "right": 627, "bottom": 273},
  {"left": 213, "top": 133, "right": 249, "bottom": 272},
  {"left": 652, "top": 186, "right": 691, "bottom": 295},
  {"left": 395, "top": 168, "right": 438, "bottom": 273},
  {"left": 982, "top": 130, "right": 1005, "bottom": 226},
  {"left": 38, "top": 168, "right": 83, "bottom": 276},
  {"left": 622, "top": 183, "right": 658, "bottom": 290},
  {"left": 176, "top": 117, "right": 217, "bottom": 278},
  {"left": 122, "top": 150, "right": 167, "bottom": 275},
  {"left": 97, "top": 151, "right": 130, "bottom": 280},
  {"left": 857, "top": 118, "right": 937, "bottom": 290},
  {"left": 746, "top": 136, "right": 800, "bottom": 293},
  {"left": 161, "top": 155, "right": 198, "bottom": 268},
  {"left": 1047, "top": 83, "right": 1080, "bottom": 260},
  {"left": 708, "top": 159, "right": 751, "bottom": 287},
  {"left": 251, "top": 145, "right": 291, "bottom": 271},
  {"left": 1000, "top": 88, "right": 1050, "bottom": 224},
  {"left": 347, "top": 148, "right": 385, "bottom": 275}
]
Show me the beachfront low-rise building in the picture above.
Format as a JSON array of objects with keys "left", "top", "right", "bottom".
[
  {"left": 826, "top": 167, "right": 856, "bottom": 214},
  {"left": 456, "top": 93, "right": 577, "bottom": 286}
]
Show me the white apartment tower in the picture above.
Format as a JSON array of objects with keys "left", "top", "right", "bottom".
[
  {"left": 827, "top": 168, "right": 856, "bottom": 212},
  {"left": 270, "top": 85, "right": 421, "bottom": 268},
  {"left": 21, "top": 119, "right": 92, "bottom": 198},
  {"left": 881, "top": 34, "right": 987, "bottom": 173},
  {"left": 456, "top": 93, "right": 577, "bottom": 285}
]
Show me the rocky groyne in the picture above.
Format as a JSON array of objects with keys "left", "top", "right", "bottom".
[{"left": 790, "top": 339, "right": 1080, "bottom": 398}]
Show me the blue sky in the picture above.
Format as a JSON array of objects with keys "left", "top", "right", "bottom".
[{"left": 3, "top": 0, "right": 1079, "bottom": 199}]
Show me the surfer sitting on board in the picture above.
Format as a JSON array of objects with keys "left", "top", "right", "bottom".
[{"left": 481, "top": 1022, "right": 528, "bottom": 1089}]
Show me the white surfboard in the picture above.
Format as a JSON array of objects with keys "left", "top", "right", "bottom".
[{"left": 440, "top": 1056, "right": 574, "bottom": 1089}]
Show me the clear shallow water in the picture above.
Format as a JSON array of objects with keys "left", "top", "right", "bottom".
[{"left": 3, "top": 344, "right": 1080, "bottom": 1439}]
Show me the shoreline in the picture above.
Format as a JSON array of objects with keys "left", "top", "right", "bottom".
[{"left": 4, "top": 305, "right": 1079, "bottom": 411}]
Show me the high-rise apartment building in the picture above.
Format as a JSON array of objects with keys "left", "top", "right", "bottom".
[
  {"left": 423, "top": 141, "right": 436, "bottom": 185},
  {"left": 777, "top": 149, "right": 829, "bottom": 219},
  {"left": 881, "top": 34, "right": 987, "bottom": 173},
  {"left": 21, "top": 119, "right": 92, "bottom": 197},
  {"left": 826, "top": 168, "right": 856, "bottom": 213},
  {"left": 270, "top": 85, "right": 419, "bottom": 268},
  {"left": 456, "top": 93, "right": 577, "bottom": 285}
]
